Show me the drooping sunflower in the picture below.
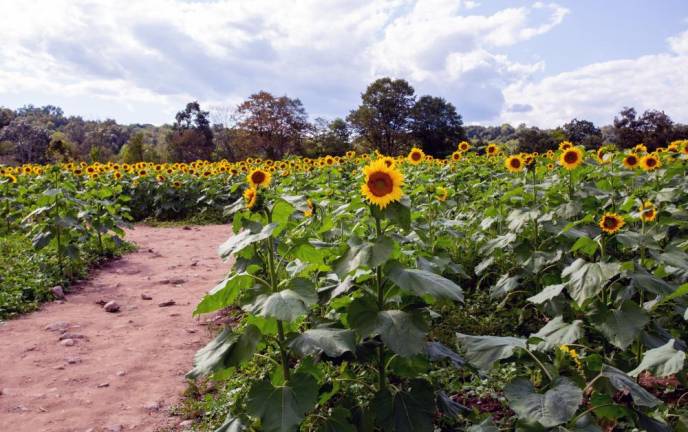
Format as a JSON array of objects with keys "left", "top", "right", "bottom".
[
  {"left": 559, "top": 147, "right": 584, "bottom": 170},
  {"left": 458, "top": 141, "right": 471, "bottom": 152},
  {"left": 435, "top": 186, "right": 448, "bottom": 202},
  {"left": 407, "top": 147, "right": 425, "bottom": 165},
  {"left": 243, "top": 187, "right": 258, "bottom": 209},
  {"left": 360, "top": 159, "right": 404, "bottom": 209},
  {"left": 504, "top": 155, "right": 525, "bottom": 173},
  {"left": 4, "top": 174, "right": 17, "bottom": 183},
  {"left": 640, "top": 153, "right": 661, "bottom": 171},
  {"left": 304, "top": 199, "right": 314, "bottom": 218},
  {"left": 248, "top": 168, "right": 272, "bottom": 188},
  {"left": 634, "top": 143, "right": 648, "bottom": 154},
  {"left": 599, "top": 212, "right": 625, "bottom": 234},
  {"left": 622, "top": 153, "right": 640, "bottom": 169},
  {"left": 639, "top": 201, "right": 657, "bottom": 222}
]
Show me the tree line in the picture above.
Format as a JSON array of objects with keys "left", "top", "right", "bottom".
[{"left": 1, "top": 77, "right": 687, "bottom": 165}]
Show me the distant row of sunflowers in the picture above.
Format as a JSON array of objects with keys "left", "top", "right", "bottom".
[{"left": 2, "top": 140, "right": 688, "bottom": 185}]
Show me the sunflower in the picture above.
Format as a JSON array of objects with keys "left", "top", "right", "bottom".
[
  {"left": 450, "top": 151, "right": 463, "bottom": 162},
  {"left": 634, "top": 143, "right": 647, "bottom": 154},
  {"left": 4, "top": 174, "right": 17, "bottom": 183},
  {"left": 486, "top": 143, "right": 499, "bottom": 156},
  {"left": 599, "top": 212, "right": 625, "bottom": 234},
  {"left": 360, "top": 159, "right": 404, "bottom": 209},
  {"left": 640, "top": 153, "right": 661, "bottom": 171},
  {"left": 435, "top": 186, "right": 448, "bottom": 202},
  {"left": 504, "top": 155, "right": 525, "bottom": 173},
  {"left": 458, "top": 141, "right": 471, "bottom": 152},
  {"left": 407, "top": 147, "right": 425, "bottom": 165},
  {"left": 324, "top": 155, "right": 336, "bottom": 166},
  {"left": 304, "top": 199, "right": 314, "bottom": 218},
  {"left": 248, "top": 168, "right": 272, "bottom": 188},
  {"left": 596, "top": 147, "right": 613, "bottom": 164},
  {"left": 623, "top": 153, "right": 639, "bottom": 169},
  {"left": 379, "top": 156, "right": 396, "bottom": 168},
  {"left": 559, "top": 141, "right": 573, "bottom": 151},
  {"left": 243, "top": 187, "right": 258, "bottom": 209},
  {"left": 546, "top": 163, "right": 554, "bottom": 171},
  {"left": 639, "top": 201, "right": 657, "bottom": 222},
  {"left": 173, "top": 181, "right": 182, "bottom": 188},
  {"left": 559, "top": 147, "right": 584, "bottom": 170}
]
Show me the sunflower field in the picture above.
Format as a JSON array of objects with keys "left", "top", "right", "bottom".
[{"left": 3, "top": 139, "right": 688, "bottom": 430}]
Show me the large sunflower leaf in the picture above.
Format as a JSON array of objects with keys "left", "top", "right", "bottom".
[
  {"left": 629, "top": 339, "right": 686, "bottom": 377},
  {"left": 388, "top": 263, "right": 464, "bottom": 302},
  {"left": 592, "top": 301, "right": 649, "bottom": 350},
  {"left": 467, "top": 417, "right": 499, "bottom": 432},
  {"left": 456, "top": 334, "right": 527, "bottom": 371},
  {"left": 219, "top": 223, "right": 278, "bottom": 259},
  {"left": 562, "top": 259, "right": 621, "bottom": 304},
  {"left": 194, "top": 273, "right": 254, "bottom": 316},
  {"left": 318, "top": 407, "right": 355, "bottom": 432},
  {"left": 246, "top": 373, "right": 319, "bottom": 432},
  {"left": 334, "top": 236, "right": 395, "bottom": 278},
  {"left": 244, "top": 278, "right": 317, "bottom": 322},
  {"left": 527, "top": 284, "right": 566, "bottom": 304},
  {"left": 600, "top": 365, "right": 662, "bottom": 407},
  {"left": 289, "top": 328, "right": 356, "bottom": 358},
  {"left": 372, "top": 379, "right": 435, "bottom": 432},
  {"left": 531, "top": 316, "right": 584, "bottom": 351},
  {"left": 186, "top": 324, "right": 261, "bottom": 379},
  {"left": 504, "top": 377, "right": 583, "bottom": 428}
]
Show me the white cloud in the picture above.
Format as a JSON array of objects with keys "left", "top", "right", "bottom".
[
  {"left": 0, "top": 0, "right": 568, "bottom": 124},
  {"left": 499, "top": 29, "right": 688, "bottom": 127}
]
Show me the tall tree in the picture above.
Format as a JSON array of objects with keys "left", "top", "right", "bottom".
[
  {"left": 562, "top": 119, "right": 603, "bottom": 148},
  {"left": 516, "top": 127, "right": 557, "bottom": 153},
  {"left": 613, "top": 107, "right": 644, "bottom": 149},
  {"left": 409, "top": 96, "right": 466, "bottom": 157},
  {"left": 0, "top": 117, "right": 50, "bottom": 163},
  {"left": 234, "top": 91, "right": 311, "bottom": 160},
  {"left": 347, "top": 77, "right": 415, "bottom": 155},
  {"left": 638, "top": 109, "right": 673, "bottom": 150},
  {"left": 168, "top": 101, "right": 214, "bottom": 162},
  {"left": 307, "top": 118, "right": 351, "bottom": 157}
]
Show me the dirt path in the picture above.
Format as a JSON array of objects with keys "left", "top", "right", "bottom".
[{"left": 0, "top": 225, "right": 232, "bottom": 432}]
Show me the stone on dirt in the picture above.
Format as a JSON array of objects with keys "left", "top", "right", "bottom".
[
  {"left": 141, "top": 293, "right": 153, "bottom": 300},
  {"left": 51, "top": 286, "right": 65, "bottom": 299},
  {"left": 103, "top": 301, "right": 120, "bottom": 313},
  {"left": 158, "top": 300, "right": 176, "bottom": 307}
]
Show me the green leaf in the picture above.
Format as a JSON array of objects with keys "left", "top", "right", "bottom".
[
  {"left": 387, "top": 264, "right": 464, "bottom": 302},
  {"left": 571, "top": 236, "right": 598, "bottom": 257},
  {"left": 245, "top": 278, "right": 317, "bottom": 322},
  {"left": 215, "top": 413, "right": 246, "bottom": 432},
  {"left": 186, "top": 325, "right": 261, "bottom": 379},
  {"left": 629, "top": 339, "right": 686, "bottom": 377},
  {"left": 319, "top": 407, "right": 355, "bottom": 432},
  {"left": 372, "top": 380, "right": 435, "bottom": 432},
  {"left": 600, "top": 364, "right": 662, "bottom": 407},
  {"left": 489, "top": 274, "right": 520, "bottom": 298},
  {"left": 531, "top": 316, "right": 583, "bottom": 351},
  {"left": 194, "top": 273, "right": 254, "bottom": 316},
  {"left": 657, "top": 282, "right": 688, "bottom": 306},
  {"left": 467, "top": 417, "right": 499, "bottom": 432},
  {"left": 455, "top": 333, "right": 527, "bottom": 371},
  {"left": 527, "top": 284, "right": 566, "bottom": 304},
  {"left": 592, "top": 301, "right": 649, "bottom": 350},
  {"left": 504, "top": 377, "right": 582, "bottom": 428},
  {"left": 588, "top": 393, "right": 626, "bottom": 421},
  {"left": 246, "top": 372, "right": 319, "bottom": 432},
  {"left": 348, "top": 299, "right": 427, "bottom": 357},
  {"left": 562, "top": 259, "right": 621, "bottom": 304},
  {"left": 289, "top": 328, "right": 356, "bottom": 358},
  {"left": 219, "top": 223, "right": 277, "bottom": 259},
  {"left": 334, "top": 236, "right": 394, "bottom": 278}
]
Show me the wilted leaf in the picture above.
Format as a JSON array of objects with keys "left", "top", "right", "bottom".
[
  {"left": 562, "top": 259, "right": 621, "bottom": 304},
  {"left": 290, "top": 328, "right": 356, "bottom": 358},
  {"left": 456, "top": 333, "right": 527, "bottom": 371},
  {"left": 388, "top": 264, "right": 463, "bottom": 302},
  {"left": 600, "top": 364, "right": 662, "bottom": 407},
  {"left": 504, "top": 377, "right": 582, "bottom": 428},
  {"left": 629, "top": 339, "right": 686, "bottom": 377},
  {"left": 187, "top": 325, "right": 261, "bottom": 379},
  {"left": 531, "top": 316, "right": 583, "bottom": 351}
]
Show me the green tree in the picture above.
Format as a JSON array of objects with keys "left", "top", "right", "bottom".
[
  {"left": 168, "top": 101, "right": 214, "bottom": 162},
  {"left": 347, "top": 77, "right": 416, "bottom": 155},
  {"left": 563, "top": 119, "right": 603, "bottom": 148},
  {"left": 119, "top": 132, "right": 146, "bottom": 163},
  {"left": 307, "top": 117, "right": 350, "bottom": 156},
  {"left": 47, "top": 131, "right": 77, "bottom": 162},
  {"left": 409, "top": 95, "right": 466, "bottom": 157}
]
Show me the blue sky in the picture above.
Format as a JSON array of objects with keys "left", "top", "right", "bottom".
[{"left": 0, "top": 0, "right": 687, "bottom": 127}]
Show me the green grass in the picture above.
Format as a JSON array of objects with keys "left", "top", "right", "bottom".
[{"left": 0, "top": 232, "right": 134, "bottom": 320}]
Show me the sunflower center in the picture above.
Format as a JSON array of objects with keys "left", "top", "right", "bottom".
[
  {"left": 411, "top": 152, "right": 421, "bottom": 161},
  {"left": 510, "top": 159, "right": 521, "bottom": 168},
  {"left": 646, "top": 158, "right": 656, "bottom": 167},
  {"left": 627, "top": 156, "right": 637, "bottom": 164},
  {"left": 251, "top": 171, "right": 266, "bottom": 184},
  {"left": 564, "top": 151, "right": 578, "bottom": 164},
  {"left": 603, "top": 217, "right": 618, "bottom": 229},
  {"left": 368, "top": 172, "right": 394, "bottom": 197}
]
